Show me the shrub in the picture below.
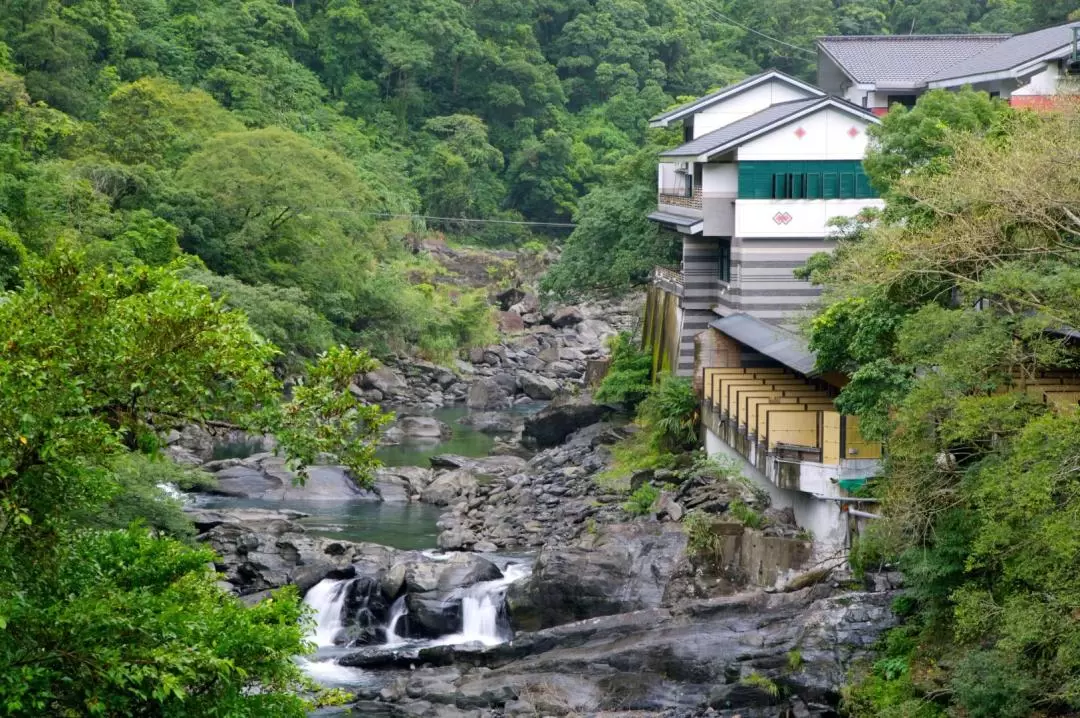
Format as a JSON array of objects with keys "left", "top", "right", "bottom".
[
  {"left": 595, "top": 332, "right": 652, "bottom": 410},
  {"left": 683, "top": 510, "right": 724, "bottom": 570},
  {"left": 637, "top": 375, "right": 699, "bottom": 452},
  {"left": 740, "top": 672, "right": 779, "bottom": 699},
  {"left": 729, "top": 499, "right": 763, "bottom": 529},
  {"left": 623, "top": 483, "right": 660, "bottom": 516},
  {"left": 950, "top": 650, "right": 1035, "bottom": 718}
]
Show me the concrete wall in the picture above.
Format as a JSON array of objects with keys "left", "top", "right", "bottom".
[
  {"left": 737, "top": 107, "right": 872, "bottom": 161},
  {"left": 709, "top": 520, "right": 813, "bottom": 589},
  {"left": 735, "top": 198, "right": 883, "bottom": 239},
  {"left": 705, "top": 427, "right": 849, "bottom": 556},
  {"left": 715, "top": 237, "right": 837, "bottom": 323},
  {"left": 694, "top": 80, "right": 817, "bottom": 137}
]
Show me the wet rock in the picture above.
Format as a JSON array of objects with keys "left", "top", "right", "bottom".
[
  {"left": 508, "top": 522, "right": 689, "bottom": 631},
  {"left": 458, "top": 412, "right": 519, "bottom": 435}
]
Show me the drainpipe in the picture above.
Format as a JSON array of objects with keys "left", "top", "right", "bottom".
[{"left": 847, "top": 508, "right": 881, "bottom": 520}]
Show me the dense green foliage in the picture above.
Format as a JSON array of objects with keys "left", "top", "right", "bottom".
[
  {"left": 623, "top": 482, "right": 661, "bottom": 516},
  {"left": 0, "top": 253, "right": 387, "bottom": 716},
  {"left": 595, "top": 331, "right": 653, "bottom": 409},
  {"left": 0, "top": 0, "right": 1069, "bottom": 315},
  {"left": 638, "top": 375, "right": 700, "bottom": 452},
  {"left": 803, "top": 94, "right": 1080, "bottom": 717}
]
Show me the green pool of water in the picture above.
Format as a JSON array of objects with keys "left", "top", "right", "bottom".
[
  {"left": 195, "top": 496, "right": 443, "bottom": 550},
  {"left": 375, "top": 406, "right": 494, "bottom": 467}
]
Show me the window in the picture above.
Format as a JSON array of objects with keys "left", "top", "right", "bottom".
[
  {"left": 886, "top": 94, "right": 918, "bottom": 109},
  {"left": 738, "top": 161, "right": 878, "bottom": 201},
  {"left": 717, "top": 239, "right": 731, "bottom": 283}
]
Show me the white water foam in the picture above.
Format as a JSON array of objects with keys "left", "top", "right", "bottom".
[
  {"left": 385, "top": 594, "right": 409, "bottom": 647},
  {"left": 303, "top": 578, "right": 353, "bottom": 647},
  {"left": 438, "top": 561, "right": 532, "bottom": 647}
]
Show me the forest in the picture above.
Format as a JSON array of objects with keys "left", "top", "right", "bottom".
[{"left": 3, "top": 0, "right": 1080, "bottom": 715}]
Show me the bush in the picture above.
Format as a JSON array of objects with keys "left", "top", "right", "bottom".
[
  {"left": 951, "top": 650, "right": 1035, "bottom": 718},
  {"left": 637, "top": 375, "right": 699, "bottom": 452},
  {"left": 595, "top": 332, "right": 652, "bottom": 410},
  {"left": 729, "top": 499, "right": 763, "bottom": 529},
  {"left": 683, "top": 510, "right": 724, "bottom": 570},
  {"left": 623, "top": 483, "right": 660, "bottom": 516}
]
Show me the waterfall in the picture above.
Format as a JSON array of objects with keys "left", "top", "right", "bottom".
[
  {"left": 384, "top": 595, "right": 408, "bottom": 646},
  {"left": 445, "top": 562, "right": 531, "bottom": 646},
  {"left": 304, "top": 578, "right": 354, "bottom": 647}
]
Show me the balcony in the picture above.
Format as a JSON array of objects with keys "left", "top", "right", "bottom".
[
  {"left": 658, "top": 185, "right": 702, "bottom": 211},
  {"left": 652, "top": 265, "right": 685, "bottom": 296}
]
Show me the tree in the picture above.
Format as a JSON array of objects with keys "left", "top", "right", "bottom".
[
  {"left": 0, "top": 250, "right": 387, "bottom": 715},
  {"left": 813, "top": 105, "right": 1080, "bottom": 717},
  {"left": 417, "top": 114, "right": 506, "bottom": 221}
]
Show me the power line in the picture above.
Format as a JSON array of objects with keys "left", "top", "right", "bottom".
[
  {"left": 690, "top": 1, "right": 818, "bottom": 57},
  {"left": 357, "top": 211, "right": 578, "bottom": 228}
]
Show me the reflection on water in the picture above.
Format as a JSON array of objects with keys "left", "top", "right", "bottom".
[{"left": 195, "top": 496, "right": 442, "bottom": 550}]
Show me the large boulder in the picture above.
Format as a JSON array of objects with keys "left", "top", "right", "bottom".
[
  {"left": 519, "top": 372, "right": 558, "bottom": 400},
  {"left": 507, "top": 522, "right": 688, "bottom": 631},
  {"left": 550, "top": 306, "right": 584, "bottom": 328},
  {"left": 404, "top": 591, "right": 461, "bottom": 638},
  {"left": 521, "top": 397, "right": 615, "bottom": 448},
  {"left": 467, "top": 378, "right": 511, "bottom": 411},
  {"left": 363, "top": 366, "right": 407, "bottom": 397},
  {"left": 459, "top": 411, "right": 519, "bottom": 435},
  {"left": 420, "top": 468, "right": 478, "bottom": 506},
  {"left": 397, "top": 415, "right": 451, "bottom": 440}
]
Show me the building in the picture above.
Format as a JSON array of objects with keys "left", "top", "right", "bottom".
[
  {"left": 818, "top": 21, "right": 1080, "bottom": 112},
  {"left": 644, "top": 71, "right": 885, "bottom": 554}
]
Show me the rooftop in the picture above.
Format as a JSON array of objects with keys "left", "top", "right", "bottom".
[
  {"left": 930, "top": 21, "right": 1080, "bottom": 82},
  {"left": 818, "top": 34, "right": 1008, "bottom": 88},
  {"left": 649, "top": 69, "right": 823, "bottom": 127},
  {"left": 710, "top": 313, "right": 817, "bottom": 376}
]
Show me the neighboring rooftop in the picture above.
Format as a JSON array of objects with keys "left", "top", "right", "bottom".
[
  {"left": 659, "top": 96, "right": 876, "bottom": 160},
  {"left": 818, "top": 34, "right": 1009, "bottom": 88},
  {"left": 930, "top": 21, "right": 1080, "bottom": 82},
  {"left": 649, "top": 69, "right": 823, "bottom": 127}
]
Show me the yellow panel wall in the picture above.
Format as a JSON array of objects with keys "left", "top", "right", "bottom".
[
  {"left": 767, "top": 411, "right": 821, "bottom": 449},
  {"left": 844, "top": 415, "right": 882, "bottom": 460},
  {"left": 822, "top": 411, "right": 841, "bottom": 464}
]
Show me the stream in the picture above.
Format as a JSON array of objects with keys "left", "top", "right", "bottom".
[{"left": 201, "top": 405, "right": 539, "bottom": 692}]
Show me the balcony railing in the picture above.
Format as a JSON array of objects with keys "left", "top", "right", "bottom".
[
  {"left": 658, "top": 185, "right": 702, "bottom": 210},
  {"left": 653, "top": 265, "right": 684, "bottom": 286}
]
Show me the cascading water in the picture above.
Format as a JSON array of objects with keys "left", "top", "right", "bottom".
[
  {"left": 384, "top": 595, "right": 409, "bottom": 646},
  {"left": 442, "top": 562, "right": 532, "bottom": 647},
  {"left": 304, "top": 577, "right": 354, "bottom": 647}
]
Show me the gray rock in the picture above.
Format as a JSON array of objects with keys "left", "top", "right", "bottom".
[
  {"left": 522, "top": 398, "right": 615, "bottom": 448},
  {"left": 459, "top": 412, "right": 519, "bottom": 435},
  {"left": 421, "top": 469, "right": 478, "bottom": 506},
  {"left": 466, "top": 378, "right": 510, "bottom": 411},
  {"left": 519, "top": 373, "right": 559, "bottom": 400},
  {"left": 363, "top": 367, "right": 407, "bottom": 397},
  {"left": 544, "top": 361, "right": 579, "bottom": 378},
  {"left": 398, "top": 416, "right": 451, "bottom": 439}
]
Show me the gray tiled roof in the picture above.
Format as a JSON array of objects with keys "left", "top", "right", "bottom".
[
  {"left": 710, "top": 314, "right": 817, "bottom": 376},
  {"left": 818, "top": 34, "right": 1008, "bottom": 88},
  {"left": 659, "top": 97, "right": 873, "bottom": 159},
  {"left": 649, "top": 69, "right": 823, "bottom": 125},
  {"left": 930, "top": 22, "right": 1080, "bottom": 82}
]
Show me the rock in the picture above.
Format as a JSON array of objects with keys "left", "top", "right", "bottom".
[
  {"left": 397, "top": 416, "right": 451, "bottom": 440},
  {"left": 404, "top": 591, "right": 461, "bottom": 638},
  {"left": 519, "top": 372, "right": 558, "bottom": 400},
  {"left": 421, "top": 469, "right": 478, "bottom": 506},
  {"left": 459, "top": 412, "right": 519, "bottom": 435},
  {"left": 508, "top": 522, "right": 689, "bottom": 631},
  {"left": 177, "top": 424, "right": 215, "bottom": 462},
  {"left": 437, "top": 526, "right": 478, "bottom": 550},
  {"left": 363, "top": 367, "right": 407, "bottom": 397},
  {"left": 466, "top": 378, "right": 510, "bottom": 411},
  {"left": 497, "top": 311, "right": 525, "bottom": 333},
  {"left": 544, "top": 360, "right": 578, "bottom": 378},
  {"left": 495, "top": 287, "right": 526, "bottom": 311},
  {"left": 522, "top": 398, "right": 615, "bottom": 448},
  {"left": 654, "top": 492, "right": 684, "bottom": 522},
  {"left": 550, "top": 306, "right": 584, "bottom": 328}
]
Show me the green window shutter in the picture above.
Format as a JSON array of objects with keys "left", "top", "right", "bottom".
[
  {"left": 855, "top": 172, "right": 874, "bottom": 198},
  {"left": 823, "top": 173, "right": 838, "bottom": 199},
  {"left": 839, "top": 173, "right": 855, "bottom": 199},
  {"left": 805, "top": 173, "right": 822, "bottom": 199},
  {"left": 773, "top": 173, "right": 787, "bottom": 199},
  {"left": 791, "top": 173, "right": 804, "bottom": 199}
]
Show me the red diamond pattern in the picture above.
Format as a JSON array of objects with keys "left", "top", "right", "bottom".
[
  {"left": 773, "top": 212, "right": 793, "bottom": 225},
  {"left": 847, "top": 126, "right": 860, "bottom": 138},
  {"left": 794, "top": 127, "right": 806, "bottom": 139}
]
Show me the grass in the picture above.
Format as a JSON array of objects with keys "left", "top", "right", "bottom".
[{"left": 729, "top": 499, "right": 764, "bottom": 529}]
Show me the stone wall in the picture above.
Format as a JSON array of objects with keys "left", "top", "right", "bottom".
[{"left": 710, "top": 520, "right": 813, "bottom": 589}]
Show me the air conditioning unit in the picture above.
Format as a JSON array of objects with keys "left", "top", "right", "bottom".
[{"left": 673, "top": 161, "right": 690, "bottom": 173}]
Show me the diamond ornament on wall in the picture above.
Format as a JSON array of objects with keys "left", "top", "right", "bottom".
[
  {"left": 773, "top": 212, "right": 793, "bottom": 225},
  {"left": 793, "top": 127, "right": 807, "bottom": 139},
  {"left": 847, "top": 126, "right": 860, "bottom": 138}
]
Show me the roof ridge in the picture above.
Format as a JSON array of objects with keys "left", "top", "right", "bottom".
[{"left": 649, "top": 69, "right": 823, "bottom": 124}]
